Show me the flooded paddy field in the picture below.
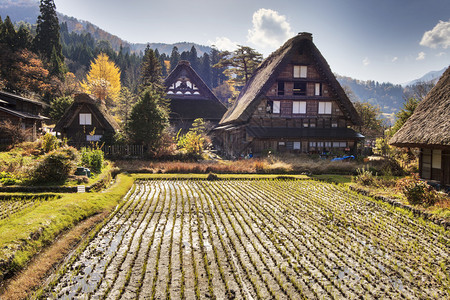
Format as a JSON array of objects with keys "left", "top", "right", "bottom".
[{"left": 40, "top": 179, "right": 449, "bottom": 299}]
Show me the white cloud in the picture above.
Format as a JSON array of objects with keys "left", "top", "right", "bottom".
[
  {"left": 363, "top": 57, "right": 370, "bottom": 66},
  {"left": 392, "top": 56, "right": 398, "bottom": 62},
  {"left": 247, "top": 8, "right": 294, "bottom": 48},
  {"left": 416, "top": 51, "right": 426, "bottom": 60},
  {"left": 420, "top": 19, "right": 450, "bottom": 49},
  {"left": 437, "top": 52, "right": 446, "bottom": 57},
  {"left": 207, "top": 37, "right": 238, "bottom": 52}
]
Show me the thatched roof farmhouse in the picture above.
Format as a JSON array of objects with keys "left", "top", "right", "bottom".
[
  {"left": 215, "top": 32, "right": 363, "bottom": 157},
  {"left": 164, "top": 60, "right": 227, "bottom": 131},
  {"left": 390, "top": 66, "right": 450, "bottom": 187}
]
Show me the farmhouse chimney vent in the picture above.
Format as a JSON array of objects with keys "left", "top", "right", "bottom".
[{"left": 298, "top": 32, "right": 312, "bottom": 41}]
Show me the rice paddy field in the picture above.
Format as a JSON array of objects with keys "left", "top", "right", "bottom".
[{"left": 40, "top": 179, "right": 449, "bottom": 299}]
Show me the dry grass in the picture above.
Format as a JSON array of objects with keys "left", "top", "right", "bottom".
[
  {"left": 115, "top": 154, "right": 364, "bottom": 175},
  {"left": 0, "top": 211, "right": 109, "bottom": 300}
]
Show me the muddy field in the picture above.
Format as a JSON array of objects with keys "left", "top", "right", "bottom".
[{"left": 41, "top": 179, "right": 449, "bottom": 299}]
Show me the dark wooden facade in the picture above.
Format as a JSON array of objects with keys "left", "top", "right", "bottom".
[
  {"left": 216, "top": 33, "right": 363, "bottom": 157},
  {"left": 390, "top": 66, "right": 450, "bottom": 188},
  {"left": 164, "top": 61, "right": 227, "bottom": 132},
  {"left": 0, "top": 91, "right": 48, "bottom": 143},
  {"left": 54, "top": 93, "right": 119, "bottom": 144},
  {"left": 418, "top": 148, "right": 450, "bottom": 187}
]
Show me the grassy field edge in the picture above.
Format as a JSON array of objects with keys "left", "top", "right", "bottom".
[{"left": 0, "top": 173, "right": 134, "bottom": 284}]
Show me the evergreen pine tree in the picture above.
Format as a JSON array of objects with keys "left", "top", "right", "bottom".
[
  {"left": 169, "top": 46, "right": 180, "bottom": 72},
  {"left": 189, "top": 45, "right": 199, "bottom": 72},
  {"left": 200, "top": 53, "right": 212, "bottom": 88},
  {"left": 16, "top": 26, "right": 32, "bottom": 49},
  {"left": 49, "top": 46, "right": 66, "bottom": 79},
  {"left": 34, "top": 0, "right": 64, "bottom": 64},
  {"left": 140, "top": 44, "right": 163, "bottom": 90},
  {"left": 3, "top": 16, "right": 17, "bottom": 50},
  {"left": 126, "top": 87, "right": 168, "bottom": 152}
]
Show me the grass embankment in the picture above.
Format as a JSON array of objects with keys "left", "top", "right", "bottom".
[
  {"left": 0, "top": 174, "right": 134, "bottom": 284},
  {"left": 133, "top": 173, "right": 310, "bottom": 180}
]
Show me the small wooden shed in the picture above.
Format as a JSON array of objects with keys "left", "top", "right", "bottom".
[
  {"left": 390, "top": 66, "right": 450, "bottom": 187},
  {"left": 54, "top": 93, "right": 119, "bottom": 144}
]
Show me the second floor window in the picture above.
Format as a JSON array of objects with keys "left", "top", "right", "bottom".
[
  {"left": 293, "top": 82, "right": 306, "bottom": 95},
  {"left": 294, "top": 65, "right": 307, "bottom": 78},
  {"left": 318, "top": 102, "right": 332, "bottom": 114},
  {"left": 292, "top": 101, "right": 306, "bottom": 114},
  {"left": 278, "top": 81, "right": 285, "bottom": 95}
]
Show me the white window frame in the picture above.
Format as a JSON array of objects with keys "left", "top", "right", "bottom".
[
  {"left": 432, "top": 150, "right": 442, "bottom": 169},
  {"left": 79, "top": 113, "right": 92, "bottom": 125},
  {"left": 315, "top": 83, "right": 321, "bottom": 96},
  {"left": 273, "top": 101, "right": 281, "bottom": 114},
  {"left": 317, "top": 142, "right": 324, "bottom": 148},
  {"left": 318, "top": 102, "right": 332, "bottom": 114},
  {"left": 293, "top": 65, "right": 308, "bottom": 78},
  {"left": 292, "top": 101, "right": 306, "bottom": 114},
  {"left": 293, "top": 142, "right": 301, "bottom": 150},
  {"left": 325, "top": 142, "right": 332, "bottom": 148},
  {"left": 300, "top": 66, "right": 307, "bottom": 78},
  {"left": 309, "top": 141, "right": 316, "bottom": 147}
]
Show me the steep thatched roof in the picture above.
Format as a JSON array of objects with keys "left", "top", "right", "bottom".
[
  {"left": 219, "top": 32, "right": 362, "bottom": 126},
  {"left": 54, "top": 93, "right": 119, "bottom": 132},
  {"left": 390, "top": 66, "right": 450, "bottom": 148},
  {"left": 164, "top": 61, "right": 227, "bottom": 121}
]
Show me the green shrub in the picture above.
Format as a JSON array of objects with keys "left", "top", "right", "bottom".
[
  {"left": 30, "top": 147, "right": 79, "bottom": 184},
  {"left": 42, "top": 133, "right": 59, "bottom": 153},
  {"left": 396, "top": 174, "right": 438, "bottom": 206},
  {"left": 353, "top": 167, "right": 377, "bottom": 186},
  {"left": 81, "top": 147, "right": 104, "bottom": 174}
]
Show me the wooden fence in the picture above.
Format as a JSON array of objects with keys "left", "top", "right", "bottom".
[
  {"left": 69, "top": 143, "right": 145, "bottom": 158},
  {"left": 101, "top": 144, "right": 144, "bottom": 157}
]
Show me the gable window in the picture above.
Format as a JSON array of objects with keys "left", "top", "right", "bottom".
[
  {"left": 293, "top": 82, "right": 306, "bottom": 95},
  {"left": 294, "top": 65, "right": 307, "bottom": 78},
  {"left": 318, "top": 102, "right": 332, "bottom": 114},
  {"left": 79, "top": 113, "right": 92, "bottom": 125},
  {"left": 315, "top": 83, "right": 322, "bottom": 96},
  {"left": 292, "top": 101, "right": 306, "bottom": 114},
  {"left": 278, "top": 81, "right": 285, "bottom": 95},
  {"left": 273, "top": 101, "right": 281, "bottom": 114}
]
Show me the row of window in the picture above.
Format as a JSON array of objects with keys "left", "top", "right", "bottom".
[
  {"left": 269, "top": 101, "right": 332, "bottom": 114},
  {"left": 278, "top": 141, "right": 348, "bottom": 150},
  {"left": 278, "top": 82, "right": 321, "bottom": 96}
]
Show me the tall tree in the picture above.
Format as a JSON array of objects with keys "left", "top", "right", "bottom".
[
  {"left": 169, "top": 46, "right": 180, "bottom": 72},
  {"left": 126, "top": 87, "right": 168, "bottom": 152},
  {"left": 352, "top": 101, "right": 385, "bottom": 139},
  {"left": 388, "top": 97, "right": 420, "bottom": 137},
  {"left": 2, "top": 16, "right": 17, "bottom": 50},
  {"left": 80, "top": 53, "right": 121, "bottom": 104},
  {"left": 140, "top": 45, "right": 163, "bottom": 90},
  {"left": 34, "top": 0, "right": 64, "bottom": 65},
  {"left": 214, "top": 45, "right": 263, "bottom": 90},
  {"left": 189, "top": 45, "right": 199, "bottom": 71}
]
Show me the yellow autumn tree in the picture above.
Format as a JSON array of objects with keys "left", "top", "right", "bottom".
[{"left": 81, "top": 53, "right": 121, "bottom": 103}]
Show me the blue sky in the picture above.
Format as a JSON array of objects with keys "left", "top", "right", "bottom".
[{"left": 39, "top": 0, "right": 450, "bottom": 83}]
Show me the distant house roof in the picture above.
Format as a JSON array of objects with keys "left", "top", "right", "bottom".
[
  {"left": 164, "top": 60, "right": 227, "bottom": 121},
  {"left": 0, "top": 90, "right": 48, "bottom": 108},
  {"left": 219, "top": 32, "right": 362, "bottom": 126},
  {"left": 54, "top": 93, "right": 119, "bottom": 132},
  {"left": 0, "top": 106, "right": 48, "bottom": 120},
  {"left": 390, "top": 66, "right": 450, "bottom": 148}
]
